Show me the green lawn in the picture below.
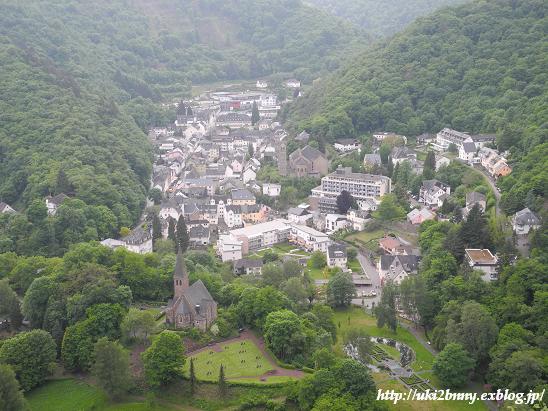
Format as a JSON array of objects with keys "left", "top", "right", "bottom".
[
  {"left": 348, "top": 258, "right": 362, "bottom": 273},
  {"left": 333, "top": 307, "right": 434, "bottom": 372},
  {"left": 27, "top": 379, "right": 107, "bottom": 411},
  {"left": 184, "top": 339, "right": 274, "bottom": 381}
]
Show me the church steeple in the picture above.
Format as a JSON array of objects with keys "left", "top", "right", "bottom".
[{"left": 173, "top": 249, "right": 189, "bottom": 297}]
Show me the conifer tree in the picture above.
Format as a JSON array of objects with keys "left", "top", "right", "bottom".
[
  {"left": 218, "top": 364, "right": 227, "bottom": 397},
  {"left": 189, "top": 357, "right": 196, "bottom": 395},
  {"left": 176, "top": 215, "right": 189, "bottom": 253}
]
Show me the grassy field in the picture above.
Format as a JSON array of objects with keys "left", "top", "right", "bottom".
[
  {"left": 27, "top": 379, "right": 107, "bottom": 411},
  {"left": 333, "top": 307, "right": 434, "bottom": 372},
  {"left": 184, "top": 339, "right": 274, "bottom": 381}
]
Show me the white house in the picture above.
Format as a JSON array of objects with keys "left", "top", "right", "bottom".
[
  {"left": 224, "top": 205, "right": 243, "bottom": 228},
  {"left": 346, "top": 209, "right": 370, "bottom": 231},
  {"left": 218, "top": 235, "right": 243, "bottom": 262},
  {"left": 287, "top": 207, "right": 313, "bottom": 225},
  {"left": 435, "top": 155, "right": 451, "bottom": 171},
  {"left": 262, "top": 183, "right": 281, "bottom": 197},
  {"left": 326, "top": 244, "right": 347, "bottom": 269},
  {"left": 419, "top": 180, "right": 451, "bottom": 208},
  {"left": 100, "top": 227, "right": 153, "bottom": 254},
  {"left": 512, "top": 208, "right": 541, "bottom": 235},
  {"left": 325, "top": 214, "right": 351, "bottom": 233},
  {"left": 465, "top": 249, "right": 498, "bottom": 281},
  {"left": 378, "top": 254, "right": 419, "bottom": 285},
  {"left": 458, "top": 141, "right": 477, "bottom": 163},
  {"left": 45, "top": 193, "right": 69, "bottom": 216},
  {"left": 242, "top": 164, "right": 257, "bottom": 183},
  {"left": 334, "top": 139, "right": 361, "bottom": 152},
  {"left": 0, "top": 202, "right": 16, "bottom": 214},
  {"left": 285, "top": 79, "right": 301, "bottom": 88},
  {"left": 256, "top": 80, "right": 268, "bottom": 89}
]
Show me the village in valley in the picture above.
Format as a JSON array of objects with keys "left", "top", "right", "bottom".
[{"left": 81, "top": 75, "right": 539, "bottom": 319}]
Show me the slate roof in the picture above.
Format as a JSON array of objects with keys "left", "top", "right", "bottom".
[
  {"left": 288, "top": 207, "right": 310, "bottom": 216},
  {"left": 231, "top": 188, "right": 255, "bottom": 201},
  {"left": 514, "top": 208, "right": 540, "bottom": 226},
  {"left": 461, "top": 141, "right": 477, "bottom": 153},
  {"left": 379, "top": 254, "right": 420, "bottom": 272},
  {"left": 189, "top": 225, "right": 210, "bottom": 239},
  {"left": 234, "top": 259, "right": 263, "bottom": 269},
  {"left": 466, "top": 191, "right": 486, "bottom": 205},
  {"left": 327, "top": 244, "right": 347, "bottom": 259}
]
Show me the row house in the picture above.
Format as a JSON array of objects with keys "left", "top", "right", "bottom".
[
  {"left": 479, "top": 147, "right": 512, "bottom": 178},
  {"left": 288, "top": 224, "right": 330, "bottom": 253}
]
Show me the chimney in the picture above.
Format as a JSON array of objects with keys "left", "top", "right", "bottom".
[{"left": 195, "top": 304, "right": 201, "bottom": 314}]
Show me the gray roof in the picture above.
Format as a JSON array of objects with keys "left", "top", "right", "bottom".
[
  {"left": 290, "top": 145, "right": 325, "bottom": 162},
  {"left": 288, "top": 207, "right": 310, "bottom": 216},
  {"left": 466, "top": 191, "right": 486, "bottom": 205},
  {"left": 47, "top": 193, "right": 69, "bottom": 205},
  {"left": 363, "top": 154, "right": 381, "bottom": 165},
  {"left": 189, "top": 225, "right": 209, "bottom": 238},
  {"left": 234, "top": 259, "right": 263, "bottom": 269},
  {"left": 231, "top": 188, "right": 255, "bottom": 201},
  {"left": 461, "top": 141, "right": 477, "bottom": 153},
  {"left": 174, "top": 251, "right": 187, "bottom": 278},
  {"left": 379, "top": 255, "right": 420, "bottom": 272},
  {"left": 122, "top": 226, "right": 151, "bottom": 245},
  {"left": 327, "top": 244, "right": 347, "bottom": 259},
  {"left": 514, "top": 208, "right": 540, "bottom": 226}
]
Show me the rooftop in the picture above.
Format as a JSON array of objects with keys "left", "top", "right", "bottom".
[{"left": 465, "top": 249, "right": 497, "bottom": 264}]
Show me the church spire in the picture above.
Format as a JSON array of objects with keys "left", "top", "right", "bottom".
[{"left": 174, "top": 249, "right": 189, "bottom": 297}]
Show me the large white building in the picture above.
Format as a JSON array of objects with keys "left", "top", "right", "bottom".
[
  {"left": 311, "top": 166, "right": 391, "bottom": 213},
  {"left": 288, "top": 224, "right": 330, "bottom": 253},
  {"left": 436, "top": 128, "right": 473, "bottom": 151}
]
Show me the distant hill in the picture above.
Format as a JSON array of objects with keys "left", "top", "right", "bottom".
[
  {"left": 305, "top": 0, "right": 468, "bottom": 37},
  {"left": 284, "top": 0, "right": 547, "bottom": 213},
  {"left": 0, "top": 0, "right": 367, "bottom": 240}
]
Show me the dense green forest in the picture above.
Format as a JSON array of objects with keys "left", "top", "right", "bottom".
[
  {"left": 285, "top": 0, "right": 548, "bottom": 214},
  {"left": 305, "top": 0, "right": 467, "bottom": 37}
]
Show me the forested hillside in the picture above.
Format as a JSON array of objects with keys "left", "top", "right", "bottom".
[
  {"left": 0, "top": 0, "right": 367, "bottom": 255},
  {"left": 305, "top": 0, "right": 467, "bottom": 37},
  {"left": 285, "top": 0, "right": 548, "bottom": 213}
]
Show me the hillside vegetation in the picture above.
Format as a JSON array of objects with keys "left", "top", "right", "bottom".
[
  {"left": 285, "top": 0, "right": 548, "bottom": 213},
  {"left": 305, "top": 0, "right": 468, "bottom": 37}
]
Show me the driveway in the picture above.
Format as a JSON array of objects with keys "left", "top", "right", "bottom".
[{"left": 354, "top": 250, "right": 381, "bottom": 307}]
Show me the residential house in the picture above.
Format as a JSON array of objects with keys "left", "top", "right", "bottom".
[
  {"left": 285, "top": 79, "right": 301, "bottom": 88},
  {"left": 325, "top": 214, "right": 351, "bottom": 233},
  {"left": 224, "top": 205, "right": 243, "bottom": 228},
  {"left": 465, "top": 249, "right": 498, "bottom": 281},
  {"left": 242, "top": 164, "right": 257, "bottom": 183},
  {"left": 378, "top": 236, "right": 413, "bottom": 255},
  {"left": 256, "top": 80, "right": 268, "bottom": 89},
  {"left": 378, "top": 254, "right": 419, "bottom": 285},
  {"left": 45, "top": 193, "right": 69, "bottom": 216},
  {"left": 216, "top": 113, "right": 252, "bottom": 128},
  {"left": 101, "top": 226, "right": 153, "bottom": 254},
  {"left": 512, "top": 208, "right": 541, "bottom": 235},
  {"left": 0, "top": 202, "right": 15, "bottom": 214},
  {"left": 159, "top": 198, "right": 181, "bottom": 221},
  {"left": 363, "top": 154, "right": 382, "bottom": 170},
  {"left": 464, "top": 192, "right": 487, "bottom": 215},
  {"left": 165, "top": 251, "right": 218, "bottom": 331},
  {"left": 295, "top": 131, "right": 310, "bottom": 143},
  {"left": 346, "top": 209, "right": 370, "bottom": 231},
  {"left": 419, "top": 180, "right": 451, "bottom": 208},
  {"left": 458, "top": 141, "right": 477, "bottom": 163},
  {"left": 334, "top": 139, "right": 361, "bottom": 152},
  {"left": 231, "top": 189, "right": 256, "bottom": 205},
  {"left": 390, "top": 146, "right": 416, "bottom": 165},
  {"left": 233, "top": 259, "right": 263, "bottom": 276},
  {"left": 217, "top": 234, "right": 243, "bottom": 262},
  {"left": 479, "top": 147, "right": 512, "bottom": 178},
  {"left": 263, "top": 183, "right": 281, "bottom": 197},
  {"left": 407, "top": 208, "right": 436, "bottom": 225},
  {"left": 435, "top": 155, "right": 451, "bottom": 171},
  {"left": 241, "top": 204, "right": 269, "bottom": 224},
  {"left": 326, "top": 244, "right": 347, "bottom": 269},
  {"left": 189, "top": 225, "right": 210, "bottom": 247},
  {"left": 288, "top": 145, "right": 329, "bottom": 178},
  {"left": 287, "top": 207, "right": 313, "bottom": 225},
  {"left": 435, "top": 128, "right": 473, "bottom": 151}
]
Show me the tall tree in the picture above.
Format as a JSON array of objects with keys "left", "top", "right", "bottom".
[
  {"left": 142, "top": 331, "right": 186, "bottom": 388},
  {"left": 251, "top": 101, "right": 260, "bottom": 125},
  {"left": 167, "top": 217, "right": 176, "bottom": 249},
  {"left": 374, "top": 282, "right": 397, "bottom": 332},
  {"left": 0, "top": 364, "right": 27, "bottom": 411},
  {"left": 0, "top": 279, "right": 22, "bottom": 329},
  {"left": 55, "top": 168, "right": 73, "bottom": 195},
  {"left": 433, "top": 343, "right": 475, "bottom": 388},
  {"left": 218, "top": 364, "right": 227, "bottom": 397},
  {"left": 92, "top": 338, "right": 132, "bottom": 399},
  {"left": 424, "top": 150, "right": 436, "bottom": 173},
  {"left": 459, "top": 204, "right": 491, "bottom": 249},
  {"left": 176, "top": 215, "right": 189, "bottom": 253},
  {"left": 336, "top": 190, "right": 355, "bottom": 214},
  {"left": 326, "top": 272, "right": 355, "bottom": 308},
  {"left": 0, "top": 330, "right": 56, "bottom": 391},
  {"left": 152, "top": 213, "right": 162, "bottom": 246}
]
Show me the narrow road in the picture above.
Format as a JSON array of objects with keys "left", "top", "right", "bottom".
[
  {"left": 472, "top": 164, "right": 501, "bottom": 215},
  {"left": 398, "top": 322, "right": 437, "bottom": 356},
  {"left": 354, "top": 250, "right": 381, "bottom": 307}
]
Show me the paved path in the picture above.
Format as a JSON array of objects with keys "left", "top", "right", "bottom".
[{"left": 398, "top": 322, "right": 437, "bottom": 356}]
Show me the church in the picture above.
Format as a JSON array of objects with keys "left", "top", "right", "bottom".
[{"left": 165, "top": 251, "right": 218, "bottom": 331}]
